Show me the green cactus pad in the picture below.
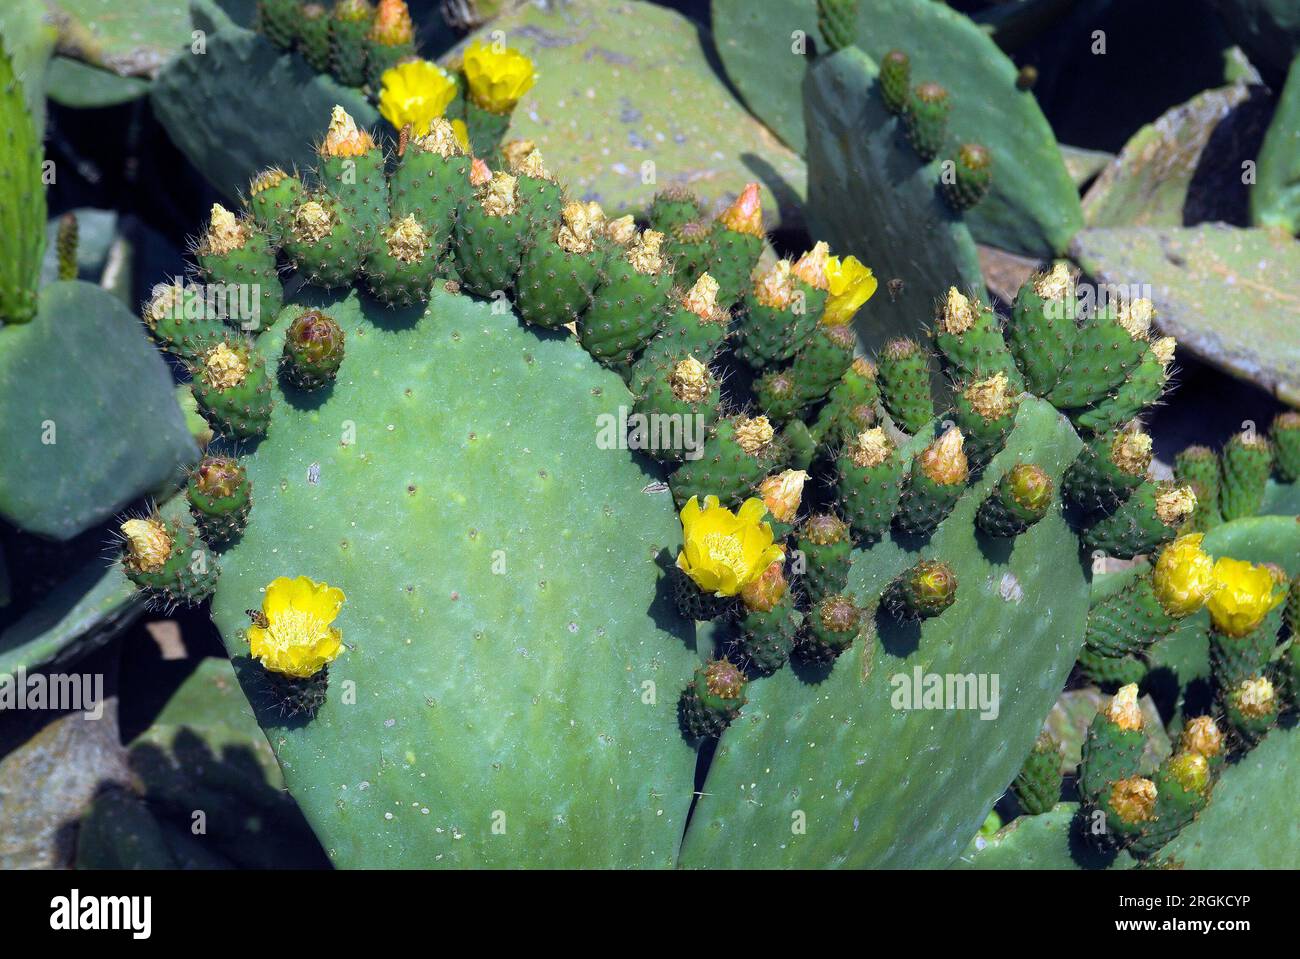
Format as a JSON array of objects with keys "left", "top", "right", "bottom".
[
  {"left": 803, "top": 46, "right": 986, "bottom": 360},
  {"left": 208, "top": 286, "right": 701, "bottom": 867},
  {"left": 1252, "top": 51, "right": 1300, "bottom": 233},
  {"left": 952, "top": 802, "right": 1136, "bottom": 870},
  {"left": 0, "top": 282, "right": 199, "bottom": 540},
  {"left": 679, "top": 397, "right": 1088, "bottom": 868},
  {"left": 0, "top": 40, "right": 44, "bottom": 325},
  {"left": 1077, "top": 646, "right": 1150, "bottom": 688}
]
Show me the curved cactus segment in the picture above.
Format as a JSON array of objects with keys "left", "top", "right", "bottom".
[
  {"left": 803, "top": 45, "right": 985, "bottom": 359},
  {"left": 208, "top": 287, "right": 700, "bottom": 868},
  {"left": 679, "top": 397, "right": 1087, "bottom": 868},
  {"left": 952, "top": 803, "right": 1135, "bottom": 870}
]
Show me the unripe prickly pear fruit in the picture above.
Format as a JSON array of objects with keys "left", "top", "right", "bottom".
[
  {"left": 800, "top": 593, "right": 862, "bottom": 663},
  {"left": 796, "top": 513, "right": 852, "bottom": 607},
  {"left": 647, "top": 184, "right": 705, "bottom": 235},
  {"left": 1103, "top": 775, "right": 1158, "bottom": 841},
  {"left": 669, "top": 414, "right": 781, "bottom": 509},
  {"left": 942, "top": 143, "right": 992, "bottom": 212},
  {"left": 816, "top": 0, "right": 858, "bottom": 52},
  {"left": 365, "top": 0, "right": 417, "bottom": 88},
  {"left": 365, "top": 214, "right": 441, "bottom": 306},
  {"left": 56, "top": 212, "right": 78, "bottom": 281},
  {"left": 257, "top": 0, "right": 300, "bottom": 50},
  {"left": 1220, "top": 432, "right": 1273, "bottom": 521},
  {"left": 895, "top": 426, "right": 969, "bottom": 538},
  {"left": 1271, "top": 411, "right": 1300, "bottom": 482},
  {"left": 877, "top": 337, "right": 933, "bottom": 434},
  {"left": 191, "top": 339, "right": 274, "bottom": 439},
  {"left": 281, "top": 310, "right": 346, "bottom": 390},
  {"left": 580, "top": 228, "right": 672, "bottom": 368},
  {"left": 296, "top": 4, "right": 333, "bottom": 73},
  {"left": 708, "top": 183, "right": 765, "bottom": 307},
  {"left": 330, "top": 0, "right": 375, "bottom": 88},
  {"left": 887, "top": 559, "right": 958, "bottom": 619},
  {"left": 1078, "top": 683, "right": 1145, "bottom": 807},
  {"left": 836, "top": 427, "right": 905, "bottom": 541},
  {"left": 736, "top": 562, "right": 803, "bottom": 675},
  {"left": 1173, "top": 444, "right": 1222, "bottom": 532},
  {"left": 119, "top": 515, "right": 219, "bottom": 607},
  {"left": 1076, "top": 646, "right": 1149, "bottom": 688},
  {"left": 680, "top": 659, "right": 747, "bottom": 739},
  {"left": 952, "top": 372, "right": 1018, "bottom": 471},
  {"left": 903, "top": 82, "right": 950, "bottom": 162},
  {"left": 187, "top": 456, "right": 252, "bottom": 547},
  {"left": 141, "top": 279, "right": 229, "bottom": 362},
  {"left": 195, "top": 203, "right": 284, "bottom": 330},
  {"left": 879, "top": 50, "right": 911, "bottom": 116},
  {"left": 977, "top": 463, "right": 1053, "bottom": 538},
  {"left": 1047, "top": 298, "right": 1153, "bottom": 410},
  {"left": 1080, "top": 481, "right": 1196, "bottom": 559},
  {"left": 1063, "top": 428, "right": 1152, "bottom": 516},
  {"left": 1006, "top": 262, "right": 1076, "bottom": 396},
  {"left": 1012, "top": 733, "right": 1063, "bottom": 815},
  {"left": 246, "top": 167, "right": 303, "bottom": 244}
]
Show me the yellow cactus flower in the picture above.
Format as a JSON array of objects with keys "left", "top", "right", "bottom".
[
  {"left": 1205, "top": 556, "right": 1285, "bottom": 637},
  {"left": 378, "top": 60, "right": 458, "bottom": 135},
  {"left": 676, "top": 496, "right": 784, "bottom": 597},
  {"left": 462, "top": 40, "right": 536, "bottom": 115},
  {"left": 1151, "top": 533, "right": 1216, "bottom": 617},
  {"left": 451, "top": 118, "right": 471, "bottom": 153},
  {"left": 821, "top": 254, "right": 877, "bottom": 326},
  {"left": 248, "top": 576, "right": 347, "bottom": 678}
]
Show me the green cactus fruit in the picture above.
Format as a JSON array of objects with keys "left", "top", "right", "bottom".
[
  {"left": 1005, "top": 263, "right": 1077, "bottom": 396},
  {"left": 877, "top": 337, "right": 934, "bottom": 434},
  {"left": 735, "top": 563, "right": 802, "bottom": 675},
  {"left": 1127, "top": 751, "right": 1212, "bottom": 857},
  {"left": 680, "top": 659, "right": 747, "bottom": 739},
  {"left": 318, "top": 107, "right": 389, "bottom": 237},
  {"left": 1220, "top": 433, "right": 1274, "bottom": 521},
  {"left": 886, "top": 558, "right": 958, "bottom": 619},
  {"left": 942, "top": 143, "right": 993, "bottom": 213},
  {"left": 297, "top": 4, "right": 333, "bottom": 73},
  {"left": 1222, "top": 675, "right": 1278, "bottom": 743},
  {"left": 629, "top": 356, "right": 721, "bottom": 463},
  {"left": 1085, "top": 573, "right": 1180, "bottom": 659},
  {"left": 1081, "top": 481, "right": 1196, "bottom": 560},
  {"left": 1046, "top": 299, "right": 1153, "bottom": 410},
  {"left": 255, "top": 665, "right": 332, "bottom": 720},
  {"left": 454, "top": 170, "right": 530, "bottom": 297},
  {"left": 119, "top": 514, "right": 219, "bottom": 608},
  {"left": 364, "top": 0, "right": 417, "bottom": 88},
  {"left": 903, "top": 81, "right": 951, "bottom": 162},
  {"left": 878, "top": 50, "right": 911, "bottom": 116},
  {"left": 836, "top": 427, "right": 906, "bottom": 541},
  {"left": 256, "top": 0, "right": 299, "bottom": 49},
  {"left": 580, "top": 228, "right": 674, "bottom": 367},
  {"left": 1063, "top": 429, "right": 1153, "bottom": 517},
  {"left": 141, "top": 281, "right": 231, "bottom": 363},
  {"left": 976, "top": 463, "right": 1053, "bottom": 538},
  {"left": 753, "top": 369, "right": 803, "bottom": 423},
  {"left": 246, "top": 168, "right": 304, "bottom": 246},
  {"left": 1070, "top": 336, "right": 1174, "bottom": 436},
  {"left": 707, "top": 183, "right": 765, "bottom": 306},
  {"left": 0, "top": 41, "right": 45, "bottom": 325},
  {"left": 364, "top": 215, "right": 442, "bottom": 305},
  {"left": 501, "top": 141, "right": 567, "bottom": 228},
  {"left": 1173, "top": 444, "right": 1223, "bottom": 532},
  {"left": 195, "top": 204, "right": 284, "bottom": 335},
  {"left": 780, "top": 420, "right": 816, "bottom": 474},
  {"left": 796, "top": 513, "right": 852, "bottom": 607},
  {"left": 187, "top": 456, "right": 252, "bottom": 547},
  {"left": 283, "top": 192, "right": 363, "bottom": 289},
  {"left": 515, "top": 202, "right": 605, "bottom": 329},
  {"left": 931, "top": 287, "right": 1022, "bottom": 388},
  {"left": 190, "top": 339, "right": 274, "bottom": 440},
  {"left": 1077, "top": 684, "right": 1146, "bottom": 807},
  {"left": 787, "top": 323, "right": 857, "bottom": 407},
  {"left": 951, "top": 373, "right": 1019, "bottom": 472},
  {"left": 1076, "top": 646, "right": 1149, "bottom": 688},
  {"left": 280, "top": 309, "right": 345, "bottom": 390},
  {"left": 389, "top": 121, "right": 472, "bottom": 255},
  {"left": 647, "top": 185, "right": 705, "bottom": 234},
  {"left": 664, "top": 219, "right": 717, "bottom": 289},
  {"left": 1013, "top": 733, "right": 1064, "bottom": 816},
  {"left": 735, "top": 249, "right": 828, "bottom": 368},
  {"left": 1179, "top": 715, "right": 1226, "bottom": 774},
  {"left": 330, "top": 0, "right": 375, "bottom": 88},
  {"left": 800, "top": 593, "right": 861, "bottom": 663},
  {"left": 1270, "top": 411, "right": 1300, "bottom": 481},
  {"left": 1210, "top": 621, "right": 1280, "bottom": 690},
  {"left": 816, "top": 0, "right": 857, "bottom": 52},
  {"left": 56, "top": 213, "right": 78, "bottom": 282},
  {"left": 669, "top": 414, "right": 781, "bottom": 509},
  {"left": 894, "top": 426, "right": 969, "bottom": 538},
  {"left": 636, "top": 273, "right": 731, "bottom": 371},
  {"left": 810, "top": 358, "right": 879, "bottom": 447}
]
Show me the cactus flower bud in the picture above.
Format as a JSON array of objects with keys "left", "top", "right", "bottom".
[
  {"left": 895, "top": 559, "right": 958, "bottom": 618},
  {"left": 283, "top": 310, "right": 345, "bottom": 390},
  {"left": 740, "top": 560, "right": 788, "bottom": 614},
  {"left": 718, "top": 183, "right": 764, "bottom": 236},
  {"left": 1166, "top": 751, "right": 1210, "bottom": 796},
  {"left": 1005, "top": 463, "right": 1053, "bottom": 513},
  {"left": 758, "top": 469, "right": 809, "bottom": 524}
]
